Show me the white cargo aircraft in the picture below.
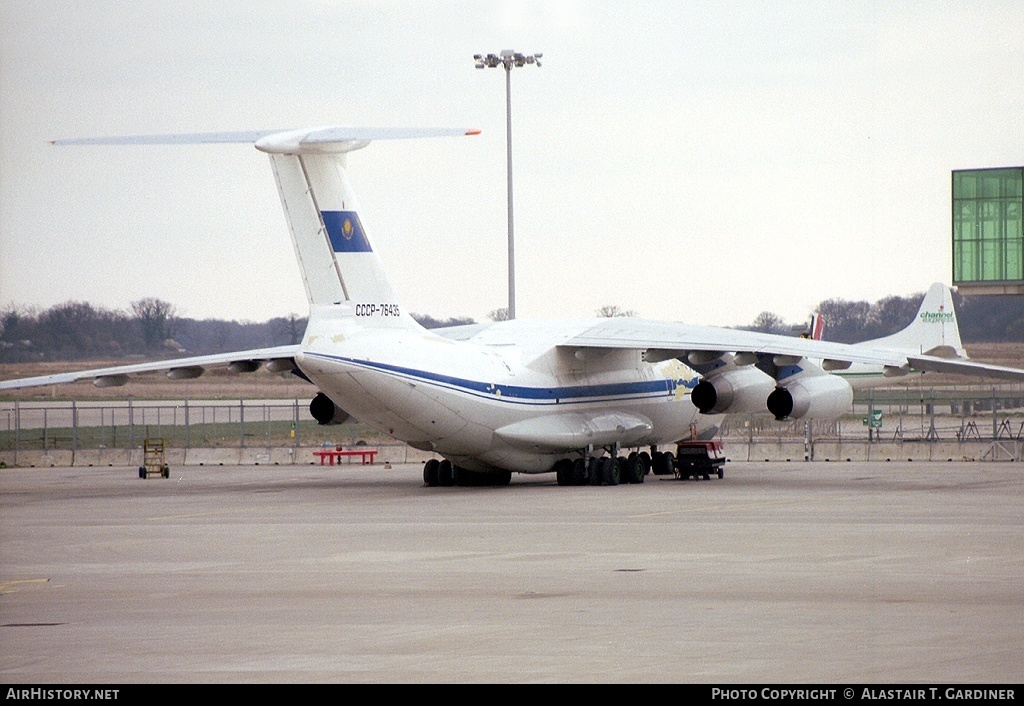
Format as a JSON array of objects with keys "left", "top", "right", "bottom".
[{"left": 4, "top": 127, "right": 1023, "bottom": 486}]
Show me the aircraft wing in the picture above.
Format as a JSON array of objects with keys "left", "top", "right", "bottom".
[
  {"left": 0, "top": 345, "right": 304, "bottom": 390},
  {"left": 560, "top": 318, "right": 1024, "bottom": 381},
  {"left": 904, "top": 355, "right": 1024, "bottom": 381},
  {"left": 561, "top": 319, "right": 905, "bottom": 366}
]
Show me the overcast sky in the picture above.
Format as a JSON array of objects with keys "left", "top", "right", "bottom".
[{"left": 2, "top": 1, "right": 1023, "bottom": 328}]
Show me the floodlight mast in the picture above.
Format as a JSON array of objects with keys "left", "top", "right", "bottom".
[{"left": 473, "top": 50, "right": 542, "bottom": 320}]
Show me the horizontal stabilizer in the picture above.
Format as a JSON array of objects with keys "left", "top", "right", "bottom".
[{"left": 53, "top": 126, "right": 480, "bottom": 155}]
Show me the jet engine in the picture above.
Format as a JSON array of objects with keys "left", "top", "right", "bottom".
[
  {"left": 691, "top": 365, "right": 775, "bottom": 415},
  {"left": 766, "top": 374, "right": 853, "bottom": 421},
  {"left": 309, "top": 391, "right": 350, "bottom": 425}
]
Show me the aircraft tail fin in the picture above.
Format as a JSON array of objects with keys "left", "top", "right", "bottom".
[
  {"left": 798, "top": 312, "right": 825, "bottom": 340},
  {"left": 54, "top": 126, "right": 478, "bottom": 328},
  {"left": 265, "top": 149, "right": 381, "bottom": 308},
  {"left": 810, "top": 312, "right": 824, "bottom": 341},
  {"left": 254, "top": 128, "right": 478, "bottom": 322},
  {"left": 861, "top": 283, "right": 965, "bottom": 357}
]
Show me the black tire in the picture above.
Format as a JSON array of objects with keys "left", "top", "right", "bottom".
[
  {"left": 163, "top": 466, "right": 170, "bottom": 479},
  {"left": 423, "top": 459, "right": 440, "bottom": 486},
  {"left": 138, "top": 467, "right": 146, "bottom": 479},
  {"left": 588, "top": 458, "right": 603, "bottom": 486},
  {"left": 624, "top": 453, "right": 645, "bottom": 484},
  {"left": 639, "top": 452, "right": 652, "bottom": 475},
  {"left": 488, "top": 471, "right": 512, "bottom": 486},
  {"left": 602, "top": 457, "right": 620, "bottom": 486},
  {"left": 652, "top": 451, "right": 674, "bottom": 476},
  {"left": 438, "top": 460, "right": 455, "bottom": 487},
  {"left": 555, "top": 459, "right": 574, "bottom": 486},
  {"left": 572, "top": 458, "right": 588, "bottom": 486}
]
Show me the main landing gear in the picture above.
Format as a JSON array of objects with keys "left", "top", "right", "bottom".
[
  {"left": 554, "top": 450, "right": 650, "bottom": 487},
  {"left": 422, "top": 446, "right": 681, "bottom": 489},
  {"left": 422, "top": 459, "right": 512, "bottom": 487}
]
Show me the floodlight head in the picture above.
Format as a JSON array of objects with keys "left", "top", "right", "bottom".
[{"left": 474, "top": 50, "right": 542, "bottom": 71}]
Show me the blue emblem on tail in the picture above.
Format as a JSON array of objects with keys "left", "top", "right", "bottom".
[{"left": 322, "top": 211, "right": 372, "bottom": 252}]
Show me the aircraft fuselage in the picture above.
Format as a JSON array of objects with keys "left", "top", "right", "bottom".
[{"left": 296, "top": 313, "right": 706, "bottom": 473}]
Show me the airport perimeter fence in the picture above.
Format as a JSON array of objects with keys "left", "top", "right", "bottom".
[
  {"left": 717, "top": 383, "right": 1024, "bottom": 462},
  {"left": 0, "top": 398, "right": 426, "bottom": 467},
  {"left": 721, "top": 383, "right": 1024, "bottom": 442},
  {"left": 2, "top": 384, "right": 1024, "bottom": 466}
]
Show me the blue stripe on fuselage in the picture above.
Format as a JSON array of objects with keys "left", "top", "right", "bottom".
[{"left": 305, "top": 352, "right": 682, "bottom": 405}]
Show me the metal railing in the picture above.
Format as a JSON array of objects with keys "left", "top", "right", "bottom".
[
  {"left": 0, "top": 399, "right": 389, "bottom": 453},
  {"left": 3, "top": 384, "right": 1024, "bottom": 464}
]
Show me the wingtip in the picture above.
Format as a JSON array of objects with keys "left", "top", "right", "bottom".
[{"left": 466, "top": 129, "right": 482, "bottom": 136}]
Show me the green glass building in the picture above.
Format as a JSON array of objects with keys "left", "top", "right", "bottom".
[{"left": 953, "top": 167, "right": 1024, "bottom": 294}]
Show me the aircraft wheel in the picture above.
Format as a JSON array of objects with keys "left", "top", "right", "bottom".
[
  {"left": 138, "top": 466, "right": 146, "bottom": 479},
  {"left": 438, "top": 460, "right": 455, "bottom": 487},
  {"left": 488, "top": 471, "right": 512, "bottom": 486},
  {"left": 624, "top": 453, "right": 645, "bottom": 484},
  {"left": 423, "top": 459, "right": 440, "bottom": 487},
  {"left": 162, "top": 465, "right": 170, "bottom": 479},
  {"left": 602, "top": 457, "right": 620, "bottom": 486},
  {"left": 652, "top": 451, "right": 674, "bottom": 476},
  {"left": 572, "top": 458, "right": 588, "bottom": 486},
  {"left": 555, "top": 459, "right": 574, "bottom": 486},
  {"left": 588, "top": 458, "right": 603, "bottom": 486},
  {"left": 639, "top": 452, "right": 652, "bottom": 475}
]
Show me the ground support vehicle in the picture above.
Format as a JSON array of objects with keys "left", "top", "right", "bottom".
[{"left": 672, "top": 440, "right": 726, "bottom": 480}]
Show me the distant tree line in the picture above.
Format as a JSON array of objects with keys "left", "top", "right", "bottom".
[
  {"left": 0, "top": 299, "right": 485, "bottom": 363},
  {"left": 4, "top": 291, "right": 1024, "bottom": 363},
  {"left": 748, "top": 292, "right": 1024, "bottom": 343},
  {"left": 0, "top": 299, "right": 310, "bottom": 363}
]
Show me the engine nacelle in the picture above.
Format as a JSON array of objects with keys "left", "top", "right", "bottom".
[
  {"left": 309, "top": 391, "right": 350, "bottom": 425},
  {"left": 766, "top": 374, "right": 853, "bottom": 421},
  {"left": 691, "top": 365, "right": 776, "bottom": 415}
]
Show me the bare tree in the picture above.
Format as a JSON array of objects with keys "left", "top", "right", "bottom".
[
  {"left": 39, "top": 301, "right": 123, "bottom": 359},
  {"left": 751, "top": 311, "right": 785, "bottom": 334},
  {"left": 269, "top": 313, "right": 308, "bottom": 344},
  {"left": 0, "top": 304, "right": 39, "bottom": 360},
  {"left": 132, "top": 298, "right": 177, "bottom": 351},
  {"left": 814, "top": 298, "right": 871, "bottom": 342},
  {"left": 596, "top": 305, "right": 637, "bottom": 318},
  {"left": 488, "top": 307, "right": 510, "bottom": 322}
]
